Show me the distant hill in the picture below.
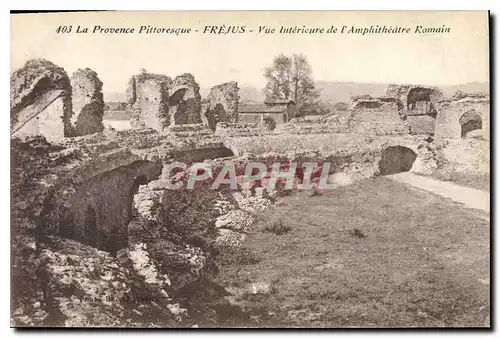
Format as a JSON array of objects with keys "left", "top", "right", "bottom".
[
  {"left": 103, "top": 81, "right": 488, "bottom": 105},
  {"left": 439, "top": 81, "right": 489, "bottom": 98}
]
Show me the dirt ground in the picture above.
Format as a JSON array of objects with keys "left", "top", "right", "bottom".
[{"left": 214, "top": 177, "right": 490, "bottom": 328}]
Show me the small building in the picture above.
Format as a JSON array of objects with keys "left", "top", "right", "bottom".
[{"left": 238, "top": 100, "right": 296, "bottom": 124}]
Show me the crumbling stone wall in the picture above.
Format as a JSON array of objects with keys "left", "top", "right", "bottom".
[
  {"left": 435, "top": 92, "right": 490, "bottom": 140},
  {"left": 277, "top": 116, "right": 349, "bottom": 135},
  {"left": 347, "top": 96, "right": 410, "bottom": 135},
  {"left": 126, "top": 71, "right": 203, "bottom": 132},
  {"left": 386, "top": 84, "right": 443, "bottom": 115},
  {"left": 215, "top": 122, "right": 272, "bottom": 138},
  {"left": 406, "top": 115, "right": 436, "bottom": 135},
  {"left": 126, "top": 72, "right": 172, "bottom": 131},
  {"left": 70, "top": 68, "right": 105, "bottom": 136},
  {"left": 205, "top": 82, "right": 239, "bottom": 130},
  {"left": 47, "top": 160, "right": 162, "bottom": 255},
  {"left": 169, "top": 74, "right": 202, "bottom": 125},
  {"left": 11, "top": 59, "right": 73, "bottom": 140}
]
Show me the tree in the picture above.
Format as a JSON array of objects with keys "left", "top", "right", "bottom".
[{"left": 263, "top": 53, "right": 320, "bottom": 110}]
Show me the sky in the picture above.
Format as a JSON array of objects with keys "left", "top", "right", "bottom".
[{"left": 11, "top": 11, "right": 489, "bottom": 99}]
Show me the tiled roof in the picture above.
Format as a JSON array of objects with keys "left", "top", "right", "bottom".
[{"left": 238, "top": 103, "right": 287, "bottom": 113}]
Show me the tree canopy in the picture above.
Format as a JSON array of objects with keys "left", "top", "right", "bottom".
[{"left": 263, "top": 53, "right": 320, "bottom": 109}]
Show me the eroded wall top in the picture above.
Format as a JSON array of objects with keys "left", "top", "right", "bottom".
[
  {"left": 126, "top": 71, "right": 203, "bottom": 131},
  {"left": 204, "top": 81, "right": 240, "bottom": 130},
  {"left": 11, "top": 59, "right": 73, "bottom": 136},
  {"left": 70, "top": 68, "right": 105, "bottom": 136}
]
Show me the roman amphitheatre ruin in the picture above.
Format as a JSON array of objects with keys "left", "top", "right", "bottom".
[{"left": 11, "top": 59, "right": 490, "bottom": 327}]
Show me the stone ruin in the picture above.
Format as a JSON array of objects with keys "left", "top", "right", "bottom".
[
  {"left": 11, "top": 59, "right": 73, "bottom": 141},
  {"left": 347, "top": 95, "right": 409, "bottom": 136},
  {"left": 435, "top": 91, "right": 490, "bottom": 140},
  {"left": 126, "top": 72, "right": 171, "bottom": 131},
  {"left": 171, "top": 73, "right": 203, "bottom": 125},
  {"left": 203, "top": 81, "right": 239, "bottom": 131},
  {"left": 385, "top": 84, "right": 444, "bottom": 135},
  {"left": 11, "top": 59, "right": 108, "bottom": 141},
  {"left": 10, "top": 60, "right": 491, "bottom": 327},
  {"left": 70, "top": 68, "right": 105, "bottom": 136},
  {"left": 126, "top": 71, "right": 202, "bottom": 132},
  {"left": 386, "top": 84, "right": 443, "bottom": 115}
]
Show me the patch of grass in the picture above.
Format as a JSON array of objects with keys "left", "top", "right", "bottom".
[
  {"left": 430, "top": 170, "right": 490, "bottom": 192},
  {"left": 217, "top": 177, "right": 490, "bottom": 327},
  {"left": 258, "top": 218, "right": 291, "bottom": 235}
]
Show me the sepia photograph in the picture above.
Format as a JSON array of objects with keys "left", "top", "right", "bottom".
[{"left": 9, "top": 10, "right": 490, "bottom": 328}]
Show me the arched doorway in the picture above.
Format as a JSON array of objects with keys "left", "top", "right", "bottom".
[
  {"left": 406, "top": 87, "right": 432, "bottom": 113},
  {"left": 207, "top": 103, "right": 227, "bottom": 131},
  {"left": 459, "top": 111, "right": 482, "bottom": 138},
  {"left": 379, "top": 146, "right": 417, "bottom": 175}
]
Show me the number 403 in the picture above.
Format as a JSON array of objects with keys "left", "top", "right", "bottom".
[{"left": 56, "top": 25, "right": 72, "bottom": 34}]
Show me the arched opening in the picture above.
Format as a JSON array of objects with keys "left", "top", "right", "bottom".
[
  {"left": 207, "top": 103, "right": 227, "bottom": 131},
  {"left": 406, "top": 87, "right": 432, "bottom": 113},
  {"left": 459, "top": 111, "right": 483, "bottom": 138},
  {"left": 169, "top": 88, "right": 189, "bottom": 125},
  {"left": 379, "top": 146, "right": 417, "bottom": 175},
  {"left": 52, "top": 161, "right": 163, "bottom": 257}
]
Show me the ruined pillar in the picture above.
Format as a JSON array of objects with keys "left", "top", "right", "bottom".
[
  {"left": 70, "top": 68, "right": 105, "bottom": 136},
  {"left": 169, "top": 73, "right": 202, "bottom": 125},
  {"left": 126, "top": 71, "right": 172, "bottom": 132},
  {"left": 11, "top": 59, "right": 73, "bottom": 140},
  {"left": 205, "top": 81, "right": 239, "bottom": 130}
]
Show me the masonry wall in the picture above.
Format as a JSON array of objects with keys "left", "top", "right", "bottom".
[
  {"left": 171, "top": 74, "right": 202, "bottom": 125},
  {"left": 51, "top": 160, "right": 162, "bottom": 255},
  {"left": 12, "top": 94, "right": 67, "bottom": 141},
  {"left": 435, "top": 98, "right": 490, "bottom": 139},
  {"left": 11, "top": 59, "right": 73, "bottom": 139},
  {"left": 71, "top": 68, "right": 105, "bottom": 136},
  {"left": 205, "top": 82, "right": 239, "bottom": 130},
  {"left": 239, "top": 113, "right": 286, "bottom": 124},
  {"left": 406, "top": 115, "right": 436, "bottom": 135},
  {"left": 127, "top": 73, "right": 171, "bottom": 131},
  {"left": 348, "top": 101, "right": 409, "bottom": 135}
]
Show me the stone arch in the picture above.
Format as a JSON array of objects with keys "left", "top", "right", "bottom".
[
  {"left": 50, "top": 160, "right": 163, "bottom": 257},
  {"left": 407, "top": 87, "right": 431, "bottom": 111},
  {"left": 459, "top": 110, "right": 483, "bottom": 138},
  {"left": 379, "top": 146, "right": 417, "bottom": 175},
  {"left": 168, "top": 88, "right": 190, "bottom": 125},
  {"left": 207, "top": 103, "right": 227, "bottom": 131}
]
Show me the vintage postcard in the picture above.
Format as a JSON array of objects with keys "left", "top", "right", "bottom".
[{"left": 10, "top": 10, "right": 490, "bottom": 328}]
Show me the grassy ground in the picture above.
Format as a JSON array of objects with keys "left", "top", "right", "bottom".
[
  {"left": 430, "top": 171, "right": 490, "bottom": 192},
  {"left": 215, "top": 177, "right": 490, "bottom": 328}
]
